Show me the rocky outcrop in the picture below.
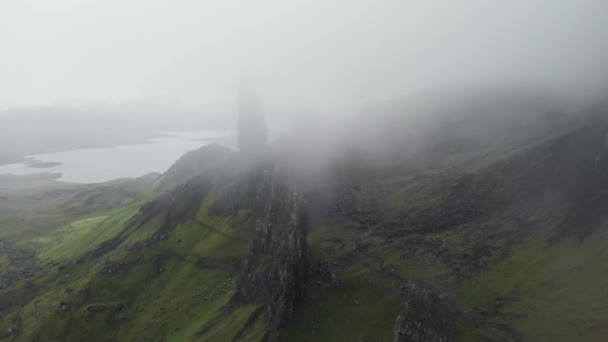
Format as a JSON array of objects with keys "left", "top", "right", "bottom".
[
  {"left": 208, "top": 161, "right": 270, "bottom": 215},
  {"left": 79, "top": 176, "right": 213, "bottom": 262},
  {"left": 393, "top": 282, "right": 456, "bottom": 342},
  {"left": 0, "top": 239, "right": 42, "bottom": 290},
  {"left": 159, "top": 143, "right": 233, "bottom": 193},
  {"left": 231, "top": 169, "right": 307, "bottom": 340}
]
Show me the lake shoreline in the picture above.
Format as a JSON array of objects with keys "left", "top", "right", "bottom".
[
  {"left": 0, "top": 130, "right": 235, "bottom": 184},
  {"left": 0, "top": 131, "right": 168, "bottom": 167}
]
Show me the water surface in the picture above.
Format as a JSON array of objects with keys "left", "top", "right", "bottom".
[{"left": 0, "top": 130, "right": 234, "bottom": 184}]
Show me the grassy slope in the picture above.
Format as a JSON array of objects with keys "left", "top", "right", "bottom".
[
  {"left": 282, "top": 128, "right": 608, "bottom": 341},
  {"left": 0, "top": 175, "right": 591, "bottom": 341},
  {"left": 0, "top": 189, "right": 263, "bottom": 341},
  {"left": 0, "top": 177, "right": 156, "bottom": 241},
  {"left": 4, "top": 178, "right": 607, "bottom": 341},
  {"left": 281, "top": 217, "right": 482, "bottom": 341},
  {"left": 282, "top": 208, "right": 608, "bottom": 341},
  {"left": 4, "top": 129, "right": 608, "bottom": 341},
  {"left": 282, "top": 219, "right": 397, "bottom": 340},
  {"left": 457, "top": 226, "right": 608, "bottom": 341}
]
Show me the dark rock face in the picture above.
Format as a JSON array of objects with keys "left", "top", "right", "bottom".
[
  {"left": 208, "top": 162, "right": 269, "bottom": 216},
  {"left": 232, "top": 170, "right": 307, "bottom": 340},
  {"left": 136, "top": 177, "right": 213, "bottom": 233},
  {"left": 80, "top": 174, "right": 214, "bottom": 263},
  {"left": 109, "top": 303, "right": 125, "bottom": 311},
  {"left": 0, "top": 239, "right": 43, "bottom": 290},
  {"left": 55, "top": 302, "right": 70, "bottom": 312},
  {"left": 159, "top": 143, "right": 233, "bottom": 193},
  {"left": 393, "top": 282, "right": 455, "bottom": 342},
  {"left": 86, "top": 303, "right": 107, "bottom": 313}
]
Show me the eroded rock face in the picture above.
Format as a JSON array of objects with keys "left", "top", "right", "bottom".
[
  {"left": 208, "top": 162, "right": 269, "bottom": 215},
  {"left": 159, "top": 143, "right": 233, "bottom": 193},
  {"left": 393, "top": 282, "right": 455, "bottom": 342},
  {"left": 232, "top": 169, "right": 307, "bottom": 340}
]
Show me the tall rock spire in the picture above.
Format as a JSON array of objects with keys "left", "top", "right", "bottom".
[{"left": 237, "top": 76, "right": 267, "bottom": 154}]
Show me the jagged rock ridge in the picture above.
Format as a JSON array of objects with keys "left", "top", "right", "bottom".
[{"left": 232, "top": 170, "right": 307, "bottom": 339}]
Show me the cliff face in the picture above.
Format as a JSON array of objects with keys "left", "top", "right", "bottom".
[
  {"left": 393, "top": 282, "right": 457, "bottom": 342},
  {"left": 232, "top": 169, "right": 307, "bottom": 340},
  {"left": 5, "top": 103, "right": 608, "bottom": 341},
  {"left": 158, "top": 143, "right": 233, "bottom": 192}
]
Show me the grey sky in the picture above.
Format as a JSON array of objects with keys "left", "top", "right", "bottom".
[{"left": 1, "top": 0, "right": 607, "bottom": 113}]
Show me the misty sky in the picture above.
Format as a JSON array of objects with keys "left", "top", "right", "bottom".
[{"left": 1, "top": 0, "right": 607, "bottom": 113}]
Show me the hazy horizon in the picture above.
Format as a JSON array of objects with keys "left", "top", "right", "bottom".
[{"left": 2, "top": 0, "right": 608, "bottom": 117}]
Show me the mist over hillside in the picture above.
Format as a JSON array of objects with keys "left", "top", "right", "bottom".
[
  {"left": 2, "top": 1, "right": 608, "bottom": 341},
  {"left": 0, "top": 103, "right": 236, "bottom": 164}
]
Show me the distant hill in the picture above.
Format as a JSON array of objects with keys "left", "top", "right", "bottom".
[{"left": 0, "top": 104, "right": 231, "bottom": 164}]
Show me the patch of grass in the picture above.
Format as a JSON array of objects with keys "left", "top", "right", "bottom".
[
  {"left": 0, "top": 194, "right": 260, "bottom": 341},
  {"left": 457, "top": 224, "right": 608, "bottom": 341},
  {"left": 0, "top": 208, "right": 72, "bottom": 241},
  {"left": 282, "top": 260, "right": 402, "bottom": 341},
  {"left": 198, "top": 304, "right": 266, "bottom": 341},
  {"left": 282, "top": 219, "right": 403, "bottom": 341},
  {"left": 0, "top": 255, "right": 10, "bottom": 269},
  {"left": 7, "top": 257, "right": 237, "bottom": 341}
]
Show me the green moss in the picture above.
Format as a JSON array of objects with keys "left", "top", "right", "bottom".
[
  {"left": 198, "top": 304, "right": 265, "bottom": 341},
  {"left": 20, "top": 202, "right": 141, "bottom": 263},
  {"left": 282, "top": 263, "right": 402, "bottom": 341},
  {"left": 0, "top": 255, "right": 10, "bottom": 269},
  {"left": 7, "top": 258, "right": 237, "bottom": 341}
]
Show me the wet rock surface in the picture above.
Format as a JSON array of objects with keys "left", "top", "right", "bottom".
[
  {"left": 0, "top": 239, "right": 43, "bottom": 289},
  {"left": 86, "top": 303, "right": 107, "bottom": 314},
  {"left": 159, "top": 143, "right": 233, "bottom": 193},
  {"left": 393, "top": 282, "right": 456, "bottom": 342},
  {"left": 231, "top": 168, "right": 308, "bottom": 340}
]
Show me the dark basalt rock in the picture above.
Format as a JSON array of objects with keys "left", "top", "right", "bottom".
[
  {"left": 55, "top": 301, "right": 70, "bottom": 312},
  {"left": 159, "top": 143, "right": 233, "bottom": 193},
  {"left": 109, "top": 303, "right": 125, "bottom": 312},
  {"left": 0, "top": 239, "right": 44, "bottom": 290},
  {"left": 101, "top": 260, "right": 131, "bottom": 275},
  {"left": 79, "top": 173, "right": 214, "bottom": 263},
  {"left": 208, "top": 162, "right": 269, "bottom": 216},
  {"left": 393, "top": 282, "right": 456, "bottom": 342},
  {"left": 86, "top": 303, "right": 107, "bottom": 313},
  {"left": 231, "top": 169, "right": 308, "bottom": 340}
]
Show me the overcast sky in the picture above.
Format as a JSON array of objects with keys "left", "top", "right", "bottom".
[{"left": 1, "top": 0, "right": 607, "bottom": 113}]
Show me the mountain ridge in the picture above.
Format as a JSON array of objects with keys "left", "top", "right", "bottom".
[{"left": 1, "top": 96, "right": 608, "bottom": 340}]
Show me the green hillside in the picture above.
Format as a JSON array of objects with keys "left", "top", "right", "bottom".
[{"left": 2, "top": 114, "right": 608, "bottom": 341}]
